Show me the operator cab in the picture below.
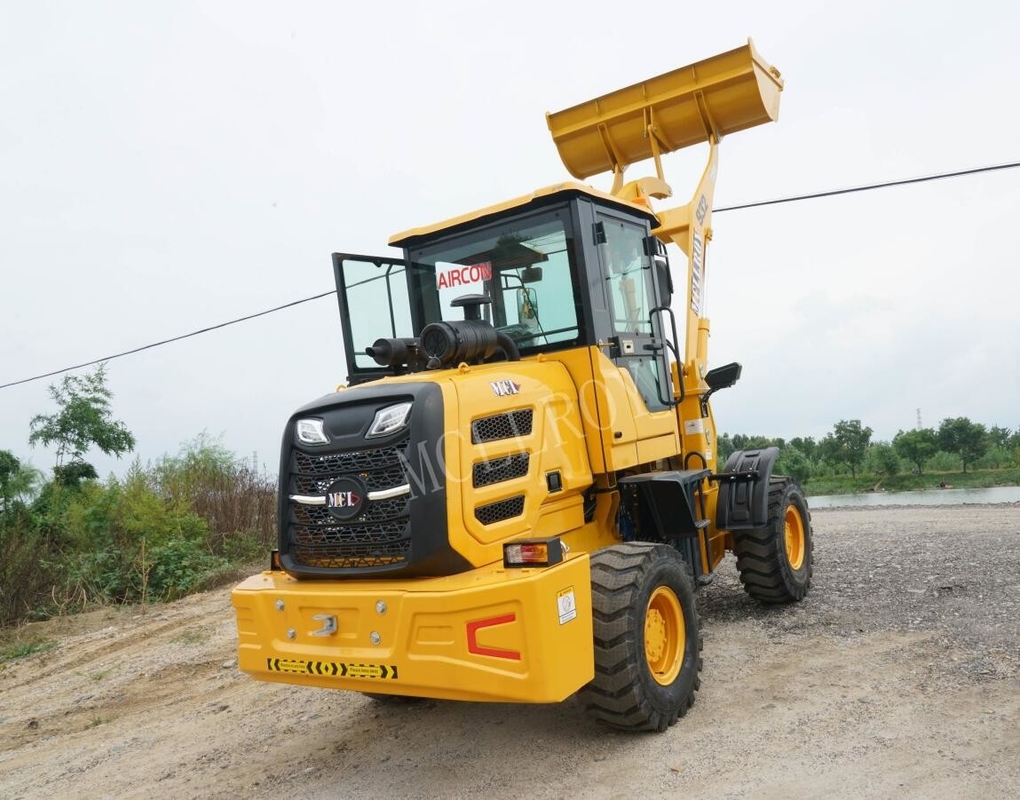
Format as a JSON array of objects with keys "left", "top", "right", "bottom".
[{"left": 334, "top": 182, "right": 676, "bottom": 410}]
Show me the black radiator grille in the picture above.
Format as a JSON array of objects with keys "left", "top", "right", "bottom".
[
  {"left": 473, "top": 453, "right": 530, "bottom": 487},
  {"left": 471, "top": 409, "right": 533, "bottom": 443},
  {"left": 293, "top": 466, "right": 405, "bottom": 495},
  {"left": 287, "top": 437, "right": 411, "bottom": 569}
]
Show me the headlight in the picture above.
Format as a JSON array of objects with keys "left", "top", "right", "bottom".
[
  {"left": 296, "top": 418, "right": 329, "bottom": 445},
  {"left": 367, "top": 402, "right": 413, "bottom": 438}
]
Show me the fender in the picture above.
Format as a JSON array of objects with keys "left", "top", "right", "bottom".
[{"left": 715, "top": 447, "right": 779, "bottom": 530}]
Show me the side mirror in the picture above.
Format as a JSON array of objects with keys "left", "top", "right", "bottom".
[
  {"left": 705, "top": 362, "right": 742, "bottom": 391},
  {"left": 517, "top": 287, "right": 539, "bottom": 323}
]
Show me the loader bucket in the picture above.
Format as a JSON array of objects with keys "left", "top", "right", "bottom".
[{"left": 547, "top": 39, "right": 783, "bottom": 180}]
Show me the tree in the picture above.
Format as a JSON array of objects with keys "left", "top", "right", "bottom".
[
  {"left": 789, "top": 436, "right": 819, "bottom": 461},
  {"left": 938, "top": 417, "right": 988, "bottom": 473},
  {"left": 0, "top": 450, "right": 42, "bottom": 519},
  {"left": 823, "top": 419, "right": 873, "bottom": 479},
  {"left": 988, "top": 426, "right": 1012, "bottom": 449},
  {"left": 868, "top": 442, "right": 901, "bottom": 477},
  {"left": 776, "top": 445, "right": 812, "bottom": 485},
  {"left": 893, "top": 428, "right": 939, "bottom": 474},
  {"left": 28, "top": 364, "right": 135, "bottom": 473}
]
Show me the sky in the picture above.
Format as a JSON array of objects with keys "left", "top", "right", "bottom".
[{"left": 2, "top": 0, "right": 1019, "bottom": 479}]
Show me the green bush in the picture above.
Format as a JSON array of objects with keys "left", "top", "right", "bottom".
[{"left": 1, "top": 436, "right": 275, "bottom": 626}]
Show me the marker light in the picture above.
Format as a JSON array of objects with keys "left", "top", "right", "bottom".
[
  {"left": 296, "top": 418, "right": 329, "bottom": 445},
  {"left": 367, "top": 402, "right": 413, "bottom": 439},
  {"left": 503, "top": 537, "right": 565, "bottom": 568}
]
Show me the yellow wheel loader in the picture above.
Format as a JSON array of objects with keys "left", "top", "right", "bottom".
[{"left": 232, "top": 40, "right": 813, "bottom": 732}]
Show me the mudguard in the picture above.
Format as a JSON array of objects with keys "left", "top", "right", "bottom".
[{"left": 715, "top": 447, "right": 779, "bottom": 530}]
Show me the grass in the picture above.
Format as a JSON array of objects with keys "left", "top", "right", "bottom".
[
  {"left": 171, "top": 627, "right": 211, "bottom": 646},
  {"left": 0, "top": 639, "right": 57, "bottom": 663}
]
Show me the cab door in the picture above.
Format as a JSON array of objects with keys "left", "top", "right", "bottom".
[{"left": 595, "top": 215, "right": 676, "bottom": 412}]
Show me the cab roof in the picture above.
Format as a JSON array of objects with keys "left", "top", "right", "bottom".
[{"left": 388, "top": 181, "right": 659, "bottom": 248}]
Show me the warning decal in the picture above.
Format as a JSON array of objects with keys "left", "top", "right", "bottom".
[
  {"left": 267, "top": 658, "right": 398, "bottom": 680},
  {"left": 557, "top": 587, "right": 577, "bottom": 625}
]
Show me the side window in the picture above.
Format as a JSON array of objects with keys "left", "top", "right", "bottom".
[{"left": 604, "top": 221, "right": 653, "bottom": 336}]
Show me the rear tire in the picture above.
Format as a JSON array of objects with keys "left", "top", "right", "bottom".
[
  {"left": 733, "top": 477, "right": 813, "bottom": 603},
  {"left": 579, "top": 543, "right": 702, "bottom": 732}
]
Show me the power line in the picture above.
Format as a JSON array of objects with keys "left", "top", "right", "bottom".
[
  {"left": 2, "top": 159, "right": 1018, "bottom": 391},
  {"left": 0, "top": 290, "right": 337, "bottom": 390},
  {"left": 714, "top": 160, "right": 1020, "bottom": 213}
]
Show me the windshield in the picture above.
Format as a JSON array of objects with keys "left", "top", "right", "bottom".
[{"left": 407, "top": 208, "right": 582, "bottom": 354}]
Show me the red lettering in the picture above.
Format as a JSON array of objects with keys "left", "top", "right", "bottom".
[{"left": 438, "top": 261, "right": 493, "bottom": 291}]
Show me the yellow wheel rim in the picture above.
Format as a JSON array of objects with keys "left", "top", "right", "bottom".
[
  {"left": 784, "top": 504, "right": 806, "bottom": 570},
  {"left": 644, "top": 586, "right": 685, "bottom": 686}
]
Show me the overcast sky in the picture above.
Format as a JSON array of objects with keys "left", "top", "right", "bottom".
[{"left": 2, "top": 1, "right": 1018, "bottom": 479}]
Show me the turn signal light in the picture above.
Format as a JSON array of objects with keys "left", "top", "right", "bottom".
[{"left": 503, "top": 537, "right": 565, "bottom": 568}]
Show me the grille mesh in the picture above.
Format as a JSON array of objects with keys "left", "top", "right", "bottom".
[
  {"left": 287, "top": 436, "right": 411, "bottom": 570},
  {"left": 471, "top": 409, "right": 533, "bottom": 443},
  {"left": 475, "top": 495, "right": 525, "bottom": 525},
  {"left": 472, "top": 453, "right": 530, "bottom": 487},
  {"left": 293, "top": 466, "right": 405, "bottom": 495}
]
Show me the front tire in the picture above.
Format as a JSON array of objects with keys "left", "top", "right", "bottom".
[
  {"left": 733, "top": 477, "right": 813, "bottom": 603},
  {"left": 579, "top": 543, "right": 702, "bottom": 732}
]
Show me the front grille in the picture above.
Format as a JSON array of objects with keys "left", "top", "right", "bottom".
[
  {"left": 475, "top": 495, "right": 525, "bottom": 525},
  {"left": 293, "top": 466, "right": 405, "bottom": 495},
  {"left": 471, "top": 409, "right": 533, "bottom": 443},
  {"left": 293, "top": 496, "right": 408, "bottom": 525},
  {"left": 294, "top": 544, "right": 407, "bottom": 569},
  {"left": 287, "top": 436, "right": 411, "bottom": 569},
  {"left": 473, "top": 453, "right": 530, "bottom": 487}
]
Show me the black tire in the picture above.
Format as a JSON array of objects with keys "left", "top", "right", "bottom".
[
  {"left": 733, "top": 477, "right": 813, "bottom": 604},
  {"left": 579, "top": 542, "right": 702, "bottom": 732}
]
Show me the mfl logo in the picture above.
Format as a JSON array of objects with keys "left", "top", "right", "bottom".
[
  {"left": 490, "top": 379, "right": 521, "bottom": 397},
  {"left": 327, "top": 490, "right": 361, "bottom": 508}
]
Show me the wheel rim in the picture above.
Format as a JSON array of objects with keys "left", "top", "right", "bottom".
[
  {"left": 784, "top": 504, "right": 806, "bottom": 570},
  {"left": 644, "top": 586, "right": 685, "bottom": 686}
]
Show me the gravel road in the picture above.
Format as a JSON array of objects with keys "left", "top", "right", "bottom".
[{"left": 2, "top": 504, "right": 1018, "bottom": 799}]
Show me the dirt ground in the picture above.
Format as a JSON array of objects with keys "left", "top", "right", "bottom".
[{"left": 2, "top": 504, "right": 1019, "bottom": 799}]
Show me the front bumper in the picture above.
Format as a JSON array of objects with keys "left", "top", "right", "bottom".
[{"left": 231, "top": 553, "right": 593, "bottom": 703}]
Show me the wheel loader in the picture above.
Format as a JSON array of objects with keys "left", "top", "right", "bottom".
[{"left": 232, "top": 39, "right": 813, "bottom": 732}]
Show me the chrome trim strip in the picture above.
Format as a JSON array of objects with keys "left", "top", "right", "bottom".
[
  {"left": 367, "top": 484, "right": 411, "bottom": 501},
  {"left": 289, "top": 494, "right": 326, "bottom": 505}
]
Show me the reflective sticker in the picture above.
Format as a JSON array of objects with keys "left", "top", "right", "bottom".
[
  {"left": 684, "top": 418, "right": 705, "bottom": 435},
  {"left": 466, "top": 614, "right": 521, "bottom": 660},
  {"left": 557, "top": 587, "right": 577, "bottom": 625},
  {"left": 690, "top": 229, "right": 704, "bottom": 316},
  {"left": 266, "top": 658, "right": 398, "bottom": 679}
]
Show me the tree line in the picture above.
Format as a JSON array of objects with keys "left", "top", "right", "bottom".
[{"left": 720, "top": 417, "right": 1020, "bottom": 486}]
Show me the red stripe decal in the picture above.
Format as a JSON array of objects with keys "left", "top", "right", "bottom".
[{"left": 466, "top": 613, "right": 521, "bottom": 661}]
